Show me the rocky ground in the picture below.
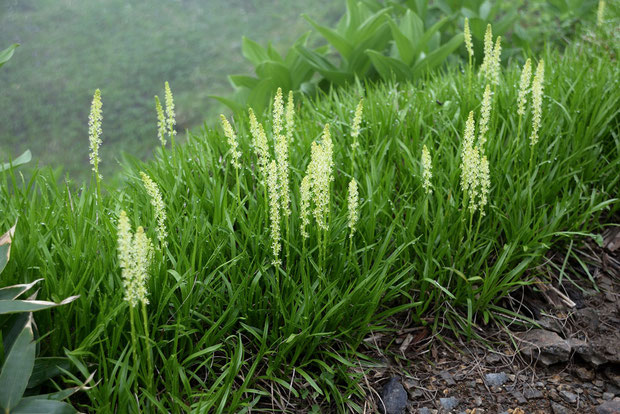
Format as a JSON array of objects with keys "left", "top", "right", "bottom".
[{"left": 362, "top": 226, "right": 620, "bottom": 414}]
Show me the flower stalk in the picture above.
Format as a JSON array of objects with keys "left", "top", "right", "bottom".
[{"left": 88, "top": 89, "right": 103, "bottom": 200}]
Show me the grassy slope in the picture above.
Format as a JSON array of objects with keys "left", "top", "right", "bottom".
[
  {"left": 1, "top": 22, "right": 618, "bottom": 413},
  {"left": 0, "top": 0, "right": 343, "bottom": 180}
]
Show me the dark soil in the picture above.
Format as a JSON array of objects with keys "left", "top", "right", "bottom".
[{"left": 361, "top": 226, "right": 620, "bottom": 414}]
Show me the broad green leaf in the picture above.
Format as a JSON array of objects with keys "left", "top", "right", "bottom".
[
  {"left": 0, "top": 279, "right": 42, "bottom": 301},
  {"left": 387, "top": 17, "right": 415, "bottom": 64},
  {"left": 0, "top": 314, "right": 35, "bottom": 411},
  {"left": 0, "top": 223, "right": 16, "bottom": 275},
  {"left": 354, "top": 7, "right": 390, "bottom": 44},
  {"left": 347, "top": 26, "right": 392, "bottom": 75},
  {"left": 412, "top": 33, "right": 464, "bottom": 77},
  {"left": 344, "top": 0, "right": 362, "bottom": 36},
  {"left": 2, "top": 312, "right": 29, "bottom": 357},
  {"left": 400, "top": 9, "right": 424, "bottom": 42},
  {"left": 241, "top": 36, "right": 269, "bottom": 66},
  {"left": 209, "top": 94, "right": 245, "bottom": 114},
  {"left": 288, "top": 54, "right": 315, "bottom": 88},
  {"left": 294, "top": 45, "right": 338, "bottom": 73},
  {"left": 0, "top": 44, "right": 18, "bottom": 68},
  {"left": 366, "top": 50, "right": 412, "bottom": 81},
  {"left": 0, "top": 296, "right": 79, "bottom": 315},
  {"left": 266, "top": 43, "right": 283, "bottom": 63},
  {"left": 411, "top": 16, "right": 450, "bottom": 64},
  {"left": 0, "top": 150, "right": 32, "bottom": 173},
  {"left": 255, "top": 60, "right": 291, "bottom": 91},
  {"left": 228, "top": 75, "right": 260, "bottom": 90},
  {"left": 303, "top": 14, "right": 353, "bottom": 59},
  {"left": 284, "top": 32, "right": 311, "bottom": 67},
  {"left": 248, "top": 78, "right": 278, "bottom": 114},
  {"left": 11, "top": 399, "right": 76, "bottom": 414}
]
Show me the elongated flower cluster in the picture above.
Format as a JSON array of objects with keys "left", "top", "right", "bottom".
[
  {"left": 140, "top": 172, "right": 167, "bottom": 249},
  {"left": 267, "top": 160, "right": 281, "bottom": 265},
  {"left": 88, "top": 89, "right": 103, "bottom": 179},
  {"left": 464, "top": 18, "right": 474, "bottom": 60},
  {"left": 118, "top": 211, "right": 153, "bottom": 307},
  {"left": 164, "top": 81, "right": 176, "bottom": 141},
  {"left": 490, "top": 36, "right": 502, "bottom": 85},
  {"left": 421, "top": 145, "right": 433, "bottom": 194},
  {"left": 529, "top": 60, "right": 545, "bottom": 147},
  {"left": 460, "top": 111, "right": 490, "bottom": 215},
  {"left": 299, "top": 175, "right": 311, "bottom": 239},
  {"left": 597, "top": 0, "right": 606, "bottom": 26},
  {"left": 480, "top": 25, "right": 502, "bottom": 85},
  {"left": 275, "top": 93, "right": 291, "bottom": 218},
  {"left": 517, "top": 59, "right": 532, "bottom": 117},
  {"left": 286, "top": 90, "right": 295, "bottom": 143},
  {"left": 248, "top": 108, "right": 271, "bottom": 182},
  {"left": 478, "top": 84, "right": 492, "bottom": 148},
  {"left": 351, "top": 99, "right": 364, "bottom": 150},
  {"left": 304, "top": 124, "right": 333, "bottom": 231},
  {"left": 272, "top": 88, "right": 284, "bottom": 137},
  {"left": 155, "top": 96, "right": 166, "bottom": 146},
  {"left": 154, "top": 82, "right": 176, "bottom": 147},
  {"left": 220, "top": 115, "right": 242, "bottom": 169},
  {"left": 347, "top": 178, "right": 359, "bottom": 238},
  {"left": 480, "top": 25, "right": 493, "bottom": 75}
]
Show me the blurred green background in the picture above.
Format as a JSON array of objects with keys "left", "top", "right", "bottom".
[{"left": 0, "top": 0, "right": 343, "bottom": 180}]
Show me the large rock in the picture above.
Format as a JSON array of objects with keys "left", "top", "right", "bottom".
[
  {"left": 517, "top": 329, "right": 571, "bottom": 366},
  {"left": 596, "top": 400, "right": 620, "bottom": 414},
  {"left": 378, "top": 377, "right": 408, "bottom": 414}
]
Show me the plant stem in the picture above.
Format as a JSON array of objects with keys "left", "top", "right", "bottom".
[
  {"left": 141, "top": 303, "right": 154, "bottom": 395},
  {"left": 129, "top": 307, "right": 139, "bottom": 395},
  {"left": 235, "top": 167, "right": 241, "bottom": 206}
]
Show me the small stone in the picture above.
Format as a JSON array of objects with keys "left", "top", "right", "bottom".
[
  {"left": 485, "top": 372, "right": 509, "bottom": 387},
  {"left": 408, "top": 388, "right": 424, "bottom": 399},
  {"left": 551, "top": 402, "right": 570, "bottom": 414},
  {"left": 603, "top": 392, "right": 614, "bottom": 401},
  {"left": 417, "top": 408, "right": 432, "bottom": 414},
  {"left": 440, "top": 371, "right": 456, "bottom": 386},
  {"left": 597, "top": 400, "right": 620, "bottom": 414},
  {"left": 560, "top": 390, "right": 578, "bottom": 404},
  {"left": 439, "top": 397, "right": 460, "bottom": 411},
  {"left": 379, "top": 377, "right": 408, "bottom": 414},
  {"left": 486, "top": 353, "right": 502, "bottom": 364},
  {"left": 594, "top": 380, "right": 606, "bottom": 388},
  {"left": 573, "top": 366, "right": 595, "bottom": 381},
  {"left": 474, "top": 396, "right": 483, "bottom": 406},
  {"left": 523, "top": 388, "right": 543, "bottom": 400},
  {"left": 518, "top": 329, "right": 572, "bottom": 366},
  {"left": 605, "top": 383, "right": 620, "bottom": 396},
  {"left": 510, "top": 389, "right": 527, "bottom": 405}
]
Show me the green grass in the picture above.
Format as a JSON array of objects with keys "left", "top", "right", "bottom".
[
  {"left": 0, "top": 0, "right": 343, "bottom": 180},
  {"left": 0, "top": 19, "right": 618, "bottom": 413}
]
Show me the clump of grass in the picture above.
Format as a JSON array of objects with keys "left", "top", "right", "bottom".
[{"left": 0, "top": 19, "right": 618, "bottom": 412}]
